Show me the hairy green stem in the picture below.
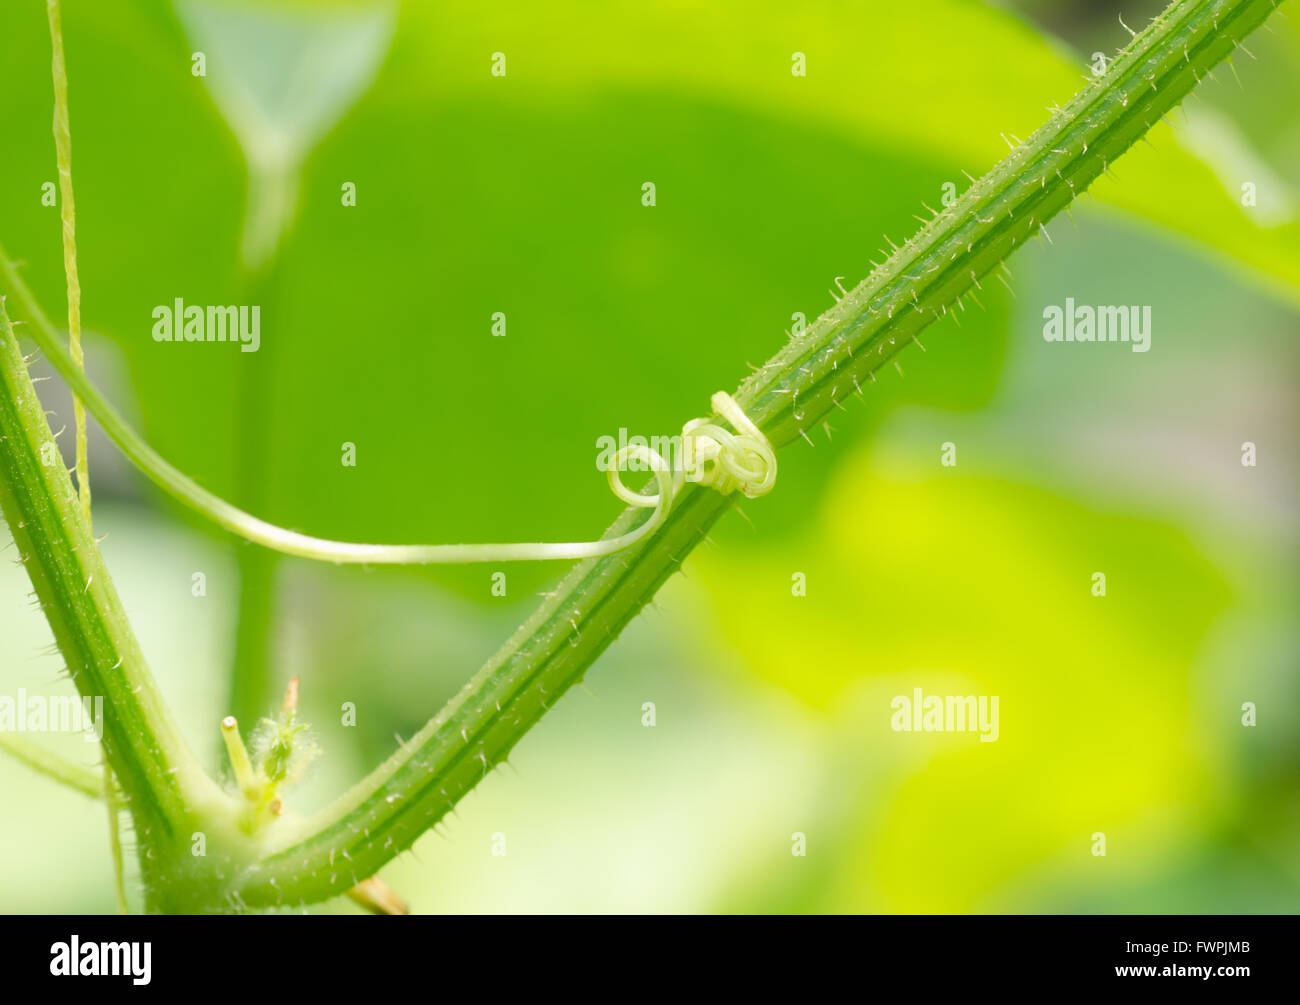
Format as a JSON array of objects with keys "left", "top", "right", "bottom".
[
  {"left": 229, "top": 0, "right": 1284, "bottom": 908},
  {"left": 0, "top": 299, "right": 222, "bottom": 860}
]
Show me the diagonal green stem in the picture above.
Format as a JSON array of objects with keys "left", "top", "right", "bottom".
[
  {"left": 0, "top": 299, "right": 223, "bottom": 854},
  {"left": 228, "top": 0, "right": 1285, "bottom": 908}
]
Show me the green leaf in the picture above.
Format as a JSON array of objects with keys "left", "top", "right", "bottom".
[
  {"left": 695, "top": 449, "right": 1232, "bottom": 909},
  {"left": 175, "top": 0, "right": 396, "bottom": 267}
]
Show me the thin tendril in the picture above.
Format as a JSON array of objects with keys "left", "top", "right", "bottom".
[
  {"left": 46, "top": 0, "right": 88, "bottom": 526},
  {"left": 0, "top": 253, "right": 775, "bottom": 565},
  {"left": 48, "top": 0, "right": 128, "bottom": 915}
]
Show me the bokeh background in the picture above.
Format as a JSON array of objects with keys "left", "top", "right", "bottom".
[{"left": 1, "top": 0, "right": 1297, "bottom": 913}]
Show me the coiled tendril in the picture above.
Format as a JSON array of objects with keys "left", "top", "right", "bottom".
[{"left": 601, "top": 390, "right": 777, "bottom": 557}]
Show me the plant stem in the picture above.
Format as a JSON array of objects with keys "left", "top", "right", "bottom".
[
  {"left": 235, "top": 0, "right": 1285, "bottom": 907},
  {"left": 103, "top": 757, "right": 129, "bottom": 913},
  {"left": 229, "top": 550, "right": 278, "bottom": 730},
  {"left": 0, "top": 732, "right": 104, "bottom": 799},
  {"left": 47, "top": 0, "right": 129, "bottom": 913},
  {"left": 45, "top": 0, "right": 88, "bottom": 524},
  {"left": 226, "top": 259, "right": 282, "bottom": 742},
  {"left": 0, "top": 299, "right": 221, "bottom": 853}
]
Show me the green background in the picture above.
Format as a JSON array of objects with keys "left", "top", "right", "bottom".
[{"left": 0, "top": 0, "right": 1296, "bottom": 912}]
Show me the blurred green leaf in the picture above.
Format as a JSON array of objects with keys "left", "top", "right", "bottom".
[
  {"left": 694, "top": 444, "right": 1239, "bottom": 909},
  {"left": 175, "top": 0, "right": 395, "bottom": 267}
]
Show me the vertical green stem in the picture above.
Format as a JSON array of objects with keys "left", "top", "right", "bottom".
[
  {"left": 45, "top": 0, "right": 88, "bottom": 522},
  {"left": 47, "top": 0, "right": 128, "bottom": 913},
  {"left": 229, "top": 552, "right": 278, "bottom": 726},
  {"left": 227, "top": 264, "right": 282, "bottom": 734},
  {"left": 102, "top": 758, "right": 129, "bottom": 913}
]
